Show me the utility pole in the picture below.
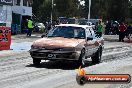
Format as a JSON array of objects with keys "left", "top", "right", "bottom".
[
  {"left": 51, "top": 0, "right": 53, "bottom": 27},
  {"left": 88, "top": 0, "right": 91, "bottom": 21}
]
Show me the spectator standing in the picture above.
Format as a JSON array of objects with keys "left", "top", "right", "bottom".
[
  {"left": 118, "top": 22, "right": 127, "bottom": 42},
  {"left": 27, "top": 19, "right": 33, "bottom": 37},
  {"left": 96, "top": 20, "right": 103, "bottom": 37},
  {"left": 105, "top": 21, "right": 110, "bottom": 35},
  {"left": 125, "top": 24, "right": 132, "bottom": 43},
  {"left": 112, "top": 21, "right": 119, "bottom": 35}
]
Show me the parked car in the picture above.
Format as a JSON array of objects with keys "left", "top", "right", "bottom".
[
  {"left": 34, "top": 23, "right": 45, "bottom": 32},
  {"left": 29, "top": 24, "right": 104, "bottom": 66}
]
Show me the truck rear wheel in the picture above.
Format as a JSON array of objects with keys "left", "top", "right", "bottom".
[
  {"left": 91, "top": 48, "right": 102, "bottom": 64},
  {"left": 33, "top": 58, "right": 41, "bottom": 66}
]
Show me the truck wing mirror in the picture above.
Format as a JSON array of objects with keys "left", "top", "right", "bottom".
[{"left": 87, "top": 37, "right": 93, "bottom": 41}]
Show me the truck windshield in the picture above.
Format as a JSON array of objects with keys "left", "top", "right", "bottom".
[{"left": 47, "top": 26, "right": 85, "bottom": 39}]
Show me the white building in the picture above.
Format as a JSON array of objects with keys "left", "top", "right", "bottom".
[
  {"left": 12, "top": 0, "right": 32, "bottom": 16},
  {"left": 12, "top": 0, "right": 33, "bottom": 32},
  {"left": 0, "top": 0, "right": 12, "bottom": 27},
  {"left": 0, "top": 0, "right": 32, "bottom": 30}
]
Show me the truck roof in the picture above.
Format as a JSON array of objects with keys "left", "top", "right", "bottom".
[{"left": 55, "top": 24, "right": 92, "bottom": 29}]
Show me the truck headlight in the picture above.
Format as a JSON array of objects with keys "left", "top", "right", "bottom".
[
  {"left": 31, "top": 45, "right": 39, "bottom": 49},
  {"left": 31, "top": 45, "right": 45, "bottom": 49}
]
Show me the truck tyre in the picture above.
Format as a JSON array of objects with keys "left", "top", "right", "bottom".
[
  {"left": 33, "top": 58, "right": 41, "bottom": 66},
  {"left": 77, "top": 49, "right": 86, "bottom": 67},
  {"left": 91, "top": 47, "right": 102, "bottom": 64}
]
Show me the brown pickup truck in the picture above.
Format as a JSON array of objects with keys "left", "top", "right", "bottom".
[{"left": 30, "top": 24, "right": 104, "bottom": 66}]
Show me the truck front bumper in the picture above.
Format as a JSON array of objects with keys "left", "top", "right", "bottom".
[{"left": 29, "top": 49, "right": 81, "bottom": 61}]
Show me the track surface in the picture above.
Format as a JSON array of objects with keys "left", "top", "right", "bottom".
[{"left": 0, "top": 40, "right": 132, "bottom": 88}]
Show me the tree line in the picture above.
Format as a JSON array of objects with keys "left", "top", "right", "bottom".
[{"left": 32, "top": 0, "right": 132, "bottom": 23}]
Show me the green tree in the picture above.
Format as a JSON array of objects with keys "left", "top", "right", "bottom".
[
  {"left": 39, "top": 0, "right": 52, "bottom": 22},
  {"left": 55, "top": 0, "right": 78, "bottom": 17},
  {"left": 108, "top": 0, "right": 130, "bottom": 21},
  {"left": 32, "top": 0, "right": 44, "bottom": 21},
  {"left": 32, "top": 0, "right": 131, "bottom": 22},
  {"left": 32, "top": 0, "right": 79, "bottom": 22},
  {"left": 82, "top": 0, "right": 107, "bottom": 19},
  {"left": 82, "top": 0, "right": 130, "bottom": 21}
]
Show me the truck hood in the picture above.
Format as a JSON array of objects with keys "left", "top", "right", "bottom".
[{"left": 32, "top": 37, "right": 85, "bottom": 48}]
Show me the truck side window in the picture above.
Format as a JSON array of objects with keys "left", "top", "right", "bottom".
[
  {"left": 86, "top": 28, "right": 93, "bottom": 39},
  {"left": 89, "top": 28, "right": 96, "bottom": 39}
]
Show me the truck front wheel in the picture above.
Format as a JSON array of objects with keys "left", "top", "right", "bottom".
[
  {"left": 33, "top": 58, "right": 41, "bottom": 66},
  {"left": 91, "top": 48, "right": 102, "bottom": 64},
  {"left": 77, "top": 49, "right": 86, "bottom": 67}
]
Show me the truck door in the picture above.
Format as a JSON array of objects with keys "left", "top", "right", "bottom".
[
  {"left": 85, "top": 27, "right": 95, "bottom": 57},
  {"left": 89, "top": 28, "right": 99, "bottom": 54}
]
